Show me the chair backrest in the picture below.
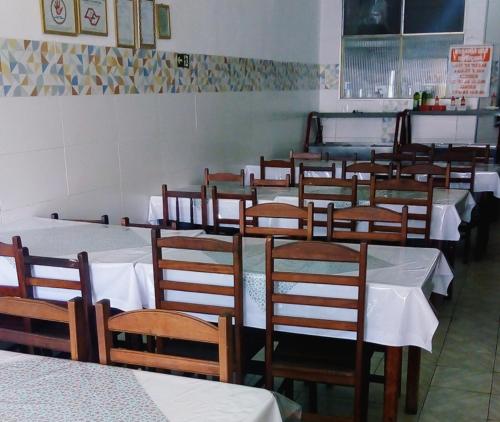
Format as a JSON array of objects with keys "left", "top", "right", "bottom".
[
  {"left": 449, "top": 144, "right": 490, "bottom": 163},
  {"left": 17, "top": 248, "right": 94, "bottom": 357},
  {"left": 299, "top": 176, "right": 358, "bottom": 233},
  {"left": 120, "top": 217, "right": 172, "bottom": 229},
  {"left": 433, "top": 151, "right": 476, "bottom": 192},
  {"left": 96, "top": 300, "right": 233, "bottom": 383},
  {"left": 342, "top": 161, "right": 393, "bottom": 185},
  {"left": 265, "top": 238, "right": 367, "bottom": 389},
  {"left": 398, "top": 163, "right": 451, "bottom": 188},
  {"left": 151, "top": 232, "right": 242, "bottom": 379},
  {"left": 162, "top": 184, "right": 207, "bottom": 229},
  {"left": 370, "top": 176, "right": 434, "bottom": 243},
  {"left": 51, "top": 213, "right": 109, "bottom": 225},
  {"left": 249, "top": 173, "right": 291, "bottom": 188},
  {"left": 211, "top": 186, "right": 257, "bottom": 233},
  {"left": 298, "top": 162, "right": 336, "bottom": 179},
  {"left": 399, "top": 143, "right": 434, "bottom": 161},
  {"left": 0, "top": 236, "right": 23, "bottom": 297},
  {"left": 260, "top": 157, "right": 296, "bottom": 186},
  {"left": 327, "top": 205, "right": 409, "bottom": 246},
  {"left": 0, "top": 297, "right": 88, "bottom": 361},
  {"left": 239, "top": 202, "right": 313, "bottom": 240},
  {"left": 371, "top": 150, "right": 416, "bottom": 166},
  {"left": 290, "top": 150, "right": 328, "bottom": 161},
  {"left": 203, "top": 168, "right": 245, "bottom": 186}
]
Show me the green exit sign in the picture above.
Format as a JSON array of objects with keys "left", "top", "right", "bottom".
[{"left": 176, "top": 53, "right": 190, "bottom": 69}]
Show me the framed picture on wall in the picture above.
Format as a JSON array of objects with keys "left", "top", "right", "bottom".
[
  {"left": 78, "top": 0, "right": 108, "bottom": 36},
  {"left": 40, "top": 0, "right": 78, "bottom": 36},
  {"left": 139, "top": 0, "right": 156, "bottom": 48},
  {"left": 115, "top": 0, "right": 136, "bottom": 48},
  {"left": 156, "top": 4, "right": 171, "bottom": 39}
]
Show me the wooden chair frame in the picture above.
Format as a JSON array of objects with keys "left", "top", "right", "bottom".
[
  {"left": 449, "top": 145, "right": 490, "bottom": 163},
  {"left": 398, "top": 143, "right": 434, "bottom": 161},
  {"left": 371, "top": 150, "right": 416, "bottom": 166},
  {"left": 0, "top": 297, "right": 87, "bottom": 360},
  {"left": 260, "top": 156, "right": 296, "bottom": 186},
  {"left": 120, "top": 217, "right": 173, "bottom": 230},
  {"left": 265, "top": 238, "right": 368, "bottom": 421},
  {"left": 0, "top": 236, "right": 23, "bottom": 297},
  {"left": 398, "top": 163, "right": 451, "bottom": 188},
  {"left": 433, "top": 152, "right": 476, "bottom": 192},
  {"left": 299, "top": 175, "right": 358, "bottom": 235},
  {"left": 327, "top": 205, "right": 409, "bottom": 246},
  {"left": 51, "top": 213, "right": 109, "bottom": 225},
  {"left": 151, "top": 231, "right": 243, "bottom": 382},
  {"left": 249, "top": 173, "right": 291, "bottom": 188},
  {"left": 203, "top": 168, "right": 245, "bottom": 186},
  {"left": 239, "top": 202, "right": 314, "bottom": 240},
  {"left": 211, "top": 186, "right": 257, "bottom": 234},
  {"left": 298, "top": 162, "right": 336, "bottom": 179},
  {"left": 342, "top": 162, "right": 393, "bottom": 186},
  {"left": 96, "top": 300, "right": 233, "bottom": 383},
  {"left": 162, "top": 184, "right": 207, "bottom": 230},
  {"left": 369, "top": 176, "right": 434, "bottom": 243}
]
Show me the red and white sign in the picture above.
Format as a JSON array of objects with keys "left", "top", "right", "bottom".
[{"left": 447, "top": 45, "right": 493, "bottom": 98}]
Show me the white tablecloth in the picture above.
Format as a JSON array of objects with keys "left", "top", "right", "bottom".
[
  {"left": 0, "top": 350, "right": 296, "bottom": 422},
  {"left": 0, "top": 218, "right": 453, "bottom": 352},
  {"left": 244, "top": 160, "right": 500, "bottom": 198},
  {"left": 148, "top": 185, "right": 475, "bottom": 241}
]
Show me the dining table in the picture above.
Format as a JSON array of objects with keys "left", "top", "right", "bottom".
[
  {"left": 0, "top": 349, "right": 300, "bottom": 422},
  {"left": 0, "top": 217, "right": 454, "bottom": 421},
  {"left": 148, "top": 183, "right": 476, "bottom": 241}
]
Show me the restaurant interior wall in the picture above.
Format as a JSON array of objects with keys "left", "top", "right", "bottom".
[
  {"left": 318, "top": 0, "right": 498, "bottom": 146},
  {"left": 0, "top": 0, "right": 321, "bottom": 224}
]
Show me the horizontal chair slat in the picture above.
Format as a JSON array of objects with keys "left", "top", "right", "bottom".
[
  {"left": 303, "top": 194, "right": 353, "bottom": 201},
  {"left": 272, "top": 316, "right": 358, "bottom": 331},
  {"left": 373, "top": 198, "right": 429, "bottom": 206},
  {"left": 156, "top": 237, "right": 233, "bottom": 252},
  {"left": 110, "top": 349, "right": 220, "bottom": 377},
  {"left": 26, "top": 277, "right": 81, "bottom": 290},
  {"left": 160, "top": 280, "right": 234, "bottom": 296},
  {"left": 272, "top": 294, "right": 358, "bottom": 309},
  {"left": 0, "top": 297, "right": 70, "bottom": 322},
  {"left": 273, "top": 272, "right": 360, "bottom": 286},
  {"left": 0, "top": 328, "right": 71, "bottom": 352},
  {"left": 158, "top": 260, "right": 234, "bottom": 275},
  {"left": 160, "top": 301, "right": 235, "bottom": 317},
  {"left": 273, "top": 241, "right": 360, "bottom": 262},
  {"left": 246, "top": 227, "right": 308, "bottom": 237},
  {"left": 0, "top": 286, "right": 20, "bottom": 296},
  {"left": 332, "top": 231, "right": 402, "bottom": 242},
  {"left": 24, "top": 256, "right": 80, "bottom": 269}
]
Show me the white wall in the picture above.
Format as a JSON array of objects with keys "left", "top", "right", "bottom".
[
  {"left": 318, "top": 0, "right": 495, "bottom": 145},
  {"left": 0, "top": 0, "right": 321, "bottom": 224}
]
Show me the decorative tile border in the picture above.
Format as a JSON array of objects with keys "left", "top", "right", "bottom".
[{"left": 0, "top": 37, "right": 323, "bottom": 97}]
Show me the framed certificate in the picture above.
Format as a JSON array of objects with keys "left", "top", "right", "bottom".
[
  {"left": 139, "top": 0, "right": 155, "bottom": 48},
  {"left": 156, "top": 4, "right": 171, "bottom": 39},
  {"left": 115, "top": 0, "right": 136, "bottom": 48},
  {"left": 78, "top": 0, "right": 108, "bottom": 35},
  {"left": 40, "top": 0, "right": 78, "bottom": 36}
]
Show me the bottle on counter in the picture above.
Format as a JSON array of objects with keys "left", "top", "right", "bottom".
[
  {"left": 413, "top": 91, "right": 421, "bottom": 111},
  {"left": 421, "top": 91, "right": 428, "bottom": 106},
  {"left": 434, "top": 96, "right": 440, "bottom": 106},
  {"left": 451, "top": 96, "right": 456, "bottom": 107},
  {"left": 461, "top": 96, "right": 466, "bottom": 106}
]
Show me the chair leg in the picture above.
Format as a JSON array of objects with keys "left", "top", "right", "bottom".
[
  {"left": 308, "top": 382, "right": 318, "bottom": 413},
  {"left": 463, "top": 225, "right": 471, "bottom": 264}
]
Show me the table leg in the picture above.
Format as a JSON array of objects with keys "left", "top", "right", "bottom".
[
  {"left": 405, "top": 346, "right": 421, "bottom": 414},
  {"left": 475, "top": 192, "right": 492, "bottom": 260},
  {"left": 384, "top": 346, "right": 402, "bottom": 422}
]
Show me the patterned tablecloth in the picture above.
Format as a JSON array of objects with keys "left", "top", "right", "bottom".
[{"left": 0, "top": 350, "right": 300, "bottom": 422}]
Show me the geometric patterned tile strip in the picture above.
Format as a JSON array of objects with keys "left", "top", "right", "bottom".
[{"left": 0, "top": 37, "right": 342, "bottom": 97}]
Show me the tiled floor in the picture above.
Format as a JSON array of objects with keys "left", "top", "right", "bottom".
[{"left": 291, "top": 217, "right": 500, "bottom": 421}]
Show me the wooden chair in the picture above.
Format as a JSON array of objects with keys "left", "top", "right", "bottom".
[
  {"left": 370, "top": 177, "right": 434, "bottom": 245},
  {"left": 151, "top": 232, "right": 245, "bottom": 383},
  {"left": 203, "top": 168, "right": 245, "bottom": 186},
  {"left": 120, "top": 217, "right": 172, "bottom": 229},
  {"left": 239, "top": 202, "right": 314, "bottom": 240},
  {"left": 449, "top": 145, "right": 490, "bottom": 163},
  {"left": 51, "top": 213, "right": 109, "bottom": 225},
  {"left": 327, "top": 205, "right": 409, "bottom": 246},
  {"left": 0, "top": 297, "right": 88, "bottom": 361},
  {"left": 96, "top": 300, "right": 233, "bottom": 383},
  {"left": 290, "top": 150, "right": 329, "bottom": 161},
  {"left": 370, "top": 150, "right": 416, "bottom": 166},
  {"left": 162, "top": 184, "right": 207, "bottom": 230},
  {"left": 0, "top": 236, "right": 23, "bottom": 297},
  {"left": 299, "top": 162, "right": 336, "bottom": 179},
  {"left": 260, "top": 156, "right": 296, "bottom": 186},
  {"left": 250, "top": 173, "right": 291, "bottom": 188},
  {"left": 211, "top": 186, "right": 257, "bottom": 235},
  {"left": 265, "top": 238, "right": 369, "bottom": 421},
  {"left": 17, "top": 248, "right": 93, "bottom": 361},
  {"left": 399, "top": 143, "right": 434, "bottom": 162},
  {"left": 342, "top": 162, "right": 393, "bottom": 186},
  {"left": 299, "top": 175, "right": 358, "bottom": 237},
  {"left": 398, "top": 163, "right": 451, "bottom": 188},
  {"left": 434, "top": 151, "right": 476, "bottom": 192}
]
